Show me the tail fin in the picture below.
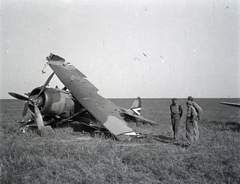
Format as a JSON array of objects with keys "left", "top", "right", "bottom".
[{"left": 130, "top": 97, "right": 141, "bottom": 116}]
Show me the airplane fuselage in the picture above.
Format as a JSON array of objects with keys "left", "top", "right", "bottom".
[{"left": 28, "top": 87, "right": 105, "bottom": 130}]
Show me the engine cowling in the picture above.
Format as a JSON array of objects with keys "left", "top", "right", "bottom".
[{"left": 29, "top": 87, "right": 77, "bottom": 118}]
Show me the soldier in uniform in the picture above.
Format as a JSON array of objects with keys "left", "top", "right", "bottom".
[
  {"left": 186, "top": 100, "right": 199, "bottom": 145},
  {"left": 170, "top": 98, "right": 183, "bottom": 141},
  {"left": 187, "top": 96, "right": 202, "bottom": 120}
]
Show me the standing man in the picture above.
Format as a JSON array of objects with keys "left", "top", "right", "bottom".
[
  {"left": 185, "top": 100, "right": 199, "bottom": 146},
  {"left": 187, "top": 96, "right": 202, "bottom": 120},
  {"left": 170, "top": 98, "right": 183, "bottom": 141}
]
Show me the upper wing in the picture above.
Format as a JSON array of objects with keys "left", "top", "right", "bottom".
[
  {"left": 46, "top": 54, "right": 136, "bottom": 140},
  {"left": 221, "top": 102, "right": 240, "bottom": 108}
]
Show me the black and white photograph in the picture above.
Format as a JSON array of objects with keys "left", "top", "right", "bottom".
[{"left": 1, "top": 0, "right": 239, "bottom": 183}]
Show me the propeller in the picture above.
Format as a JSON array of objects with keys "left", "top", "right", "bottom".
[
  {"left": 37, "top": 72, "right": 54, "bottom": 98},
  {"left": 34, "top": 104, "right": 44, "bottom": 129},
  {"left": 8, "top": 72, "right": 54, "bottom": 130},
  {"left": 8, "top": 92, "right": 29, "bottom": 101}
]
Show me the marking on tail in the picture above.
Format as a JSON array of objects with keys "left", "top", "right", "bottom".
[
  {"left": 131, "top": 107, "right": 141, "bottom": 116},
  {"left": 130, "top": 97, "right": 142, "bottom": 115}
]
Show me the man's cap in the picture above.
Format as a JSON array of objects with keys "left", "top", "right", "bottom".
[
  {"left": 187, "top": 96, "right": 194, "bottom": 101},
  {"left": 172, "top": 98, "right": 177, "bottom": 101}
]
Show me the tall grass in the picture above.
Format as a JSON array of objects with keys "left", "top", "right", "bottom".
[{"left": 1, "top": 99, "right": 240, "bottom": 183}]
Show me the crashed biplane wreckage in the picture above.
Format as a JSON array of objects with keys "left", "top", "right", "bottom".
[{"left": 9, "top": 54, "right": 157, "bottom": 140}]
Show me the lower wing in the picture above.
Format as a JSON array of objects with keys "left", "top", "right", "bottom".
[{"left": 221, "top": 102, "right": 240, "bottom": 108}]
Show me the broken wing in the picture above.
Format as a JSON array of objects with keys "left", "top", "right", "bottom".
[{"left": 47, "top": 54, "right": 136, "bottom": 139}]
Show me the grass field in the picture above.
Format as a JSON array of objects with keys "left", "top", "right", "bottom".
[{"left": 1, "top": 98, "right": 240, "bottom": 183}]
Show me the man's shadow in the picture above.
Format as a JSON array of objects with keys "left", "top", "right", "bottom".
[
  {"left": 152, "top": 135, "right": 172, "bottom": 143},
  {"left": 153, "top": 135, "right": 188, "bottom": 148}
]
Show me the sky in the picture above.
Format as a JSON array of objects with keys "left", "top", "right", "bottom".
[{"left": 1, "top": 0, "right": 240, "bottom": 99}]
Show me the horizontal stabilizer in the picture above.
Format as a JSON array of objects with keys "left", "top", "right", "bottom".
[{"left": 123, "top": 112, "right": 157, "bottom": 125}]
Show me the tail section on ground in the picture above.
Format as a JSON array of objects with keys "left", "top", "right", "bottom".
[{"left": 121, "top": 97, "right": 157, "bottom": 125}]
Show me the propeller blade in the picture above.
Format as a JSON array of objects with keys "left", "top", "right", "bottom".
[
  {"left": 22, "top": 102, "right": 29, "bottom": 117},
  {"left": 8, "top": 92, "right": 29, "bottom": 101},
  {"left": 37, "top": 72, "right": 54, "bottom": 98},
  {"left": 34, "top": 104, "right": 44, "bottom": 130}
]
